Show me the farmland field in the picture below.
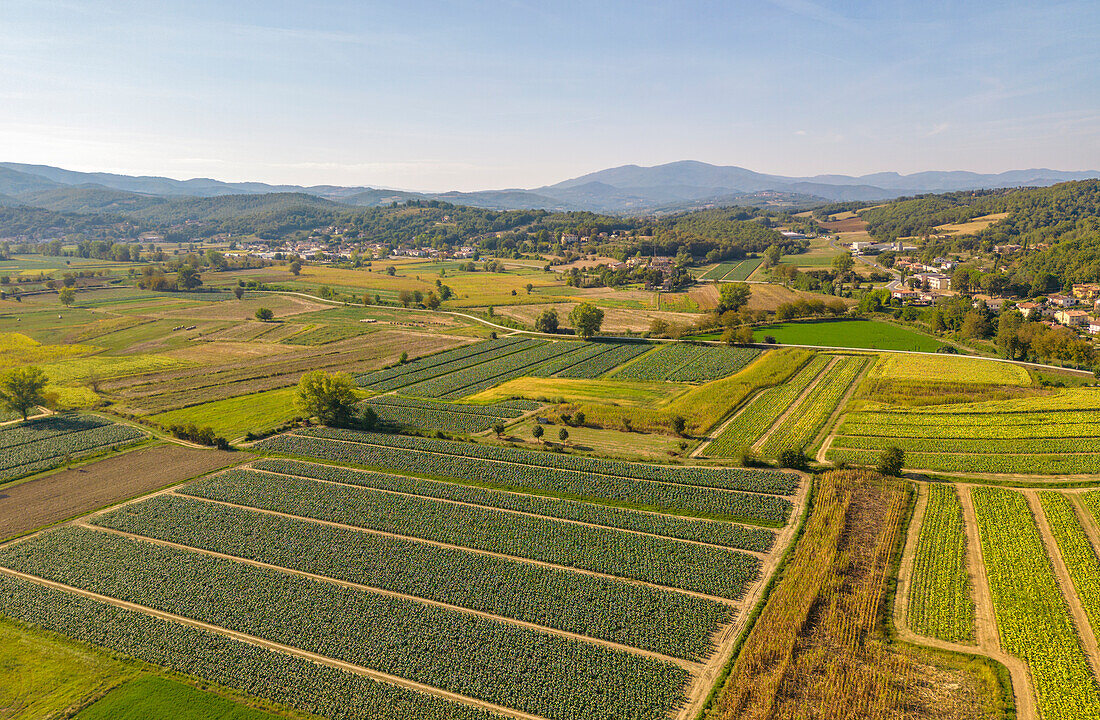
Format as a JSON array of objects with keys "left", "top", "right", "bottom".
[
  {"left": 611, "top": 344, "right": 761, "bottom": 383},
  {"left": 0, "top": 428, "right": 808, "bottom": 720},
  {"left": 826, "top": 388, "right": 1100, "bottom": 475},
  {"left": 751, "top": 318, "right": 945, "bottom": 351},
  {"left": 907, "top": 484, "right": 974, "bottom": 644},
  {"left": 971, "top": 485, "right": 1100, "bottom": 717},
  {"left": 0, "top": 414, "right": 146, "bottom": 484}
]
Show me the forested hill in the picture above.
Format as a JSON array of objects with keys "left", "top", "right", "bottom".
[{"left": 858, "top": 180, "right": 1100, "bottom": 288}]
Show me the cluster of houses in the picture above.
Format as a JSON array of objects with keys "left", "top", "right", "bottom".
[{"left": 1022, "top": 284, "right": 1100, "bottom": 334}]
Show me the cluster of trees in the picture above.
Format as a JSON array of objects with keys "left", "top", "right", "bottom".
[
  {"left": 996, "top": 309, "right": 1096, "bottom": 368},
  {"left": 294, "top": 371, "right": 378, "bottom": 429}
]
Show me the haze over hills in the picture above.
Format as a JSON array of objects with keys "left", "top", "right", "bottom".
[{"left": 0, "top": 160, "right": 1097, "bottom": 216}]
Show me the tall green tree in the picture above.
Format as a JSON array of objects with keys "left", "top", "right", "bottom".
[
  {"left": 0, "top": 366, "right": 48, "bottom": 420},
  {"left": 294, "top": 371, "right": 359, "bottom": 426},
  {"left": 716, "top": 283, "right": 751, "bottom": 314},
  {"left": 569, "top": 303, "right": 604, "bottom": 338}
]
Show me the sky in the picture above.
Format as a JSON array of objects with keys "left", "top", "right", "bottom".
[{"left": 1, "top": 0, "right": 1097, "bottom": 191}]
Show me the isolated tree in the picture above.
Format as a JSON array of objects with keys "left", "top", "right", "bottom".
[
  {"left": 425, "top": 292, "right": 441, "bottom": 310},
  {"left": 763, "top": 245, "right": 782, "bottom": 268},
  {"left": 359, "top": 405, "right": 379, "bottom": 431},
  {"left": 877, "top": 447, "right": 905, "bottom": 476},
  {"left": 572, "top": 411, "right": 585, "bottom": 427},
  {"left": 535, "top": 308, "right": 559, "bottom": 334},
  {"left": 569, "top": 303, "right": 604, "bottom": 338},
  {"left": 526, "top": 283, "right": 534, "bottom": 294},
  {"left": 532, "top": 424, "right": 544, "bottom": 442},
  {"left": 234, "top": 286, "right": 245, "bottom": 300},
  {"left": 295, "top": 371, "right": 359, "bottom": 426},
  {"left": 58, "top": 287, "right": 76, "bottom": 307},
  {"left": 672, "top": 415, "right": 687, "bottom": 437},
  {"left": 492, "top": 421, "right": 506, "bottom": 438},
  {"left": 398, "top": 290, "right": 414, "bottom": 308},
  {"left": 386, "top": 266, "right": 396, "bottom": 276},
  {"left": 289, "top": 260, "right": 302, "bottom": 276},
  {"left": 399, "top": 351, "right": 409, "bottom": 364},
  {"left": 255, "top": 307, "right": 274, "bottom": 321},
  {"left": 778, "top": 448, "right": 810, "bottom": 471},
  {"left": 362, "top": 293, "right": 373, "bottom": 306},
  {"left": 176, "top": 264, "right": 202, "bottom": 290},
  {"left": 558, "top": 427, "right": 569, "bottom": 443},
  {"left": 0, "top": 366, "right": 48, "bottom": 421},
  {"left": 716, "top": 283, "right": 751, "bottom": 314}
]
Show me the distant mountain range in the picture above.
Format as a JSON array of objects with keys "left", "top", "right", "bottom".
[{"left": 1, "top": 160, "right": 1097, "bottom": 216}]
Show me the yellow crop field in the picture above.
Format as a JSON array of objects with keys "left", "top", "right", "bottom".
[
  {"left": 0, "top": 333, "right": 95, "bottom": 369},
  {"left": 466, "top": 377, "right": 688, "bottom": 406},
  {"left": 868, "top": 353, "right": 1031, "bottom": 386},
  {"left": 934, "top": 212, "right": 1010, "bottom": 236}
]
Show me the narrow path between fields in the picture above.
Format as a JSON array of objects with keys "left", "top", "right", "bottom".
[
  {"left": 246, "top": 465, "right": 769, "bottom": 557},
  {"left": 79, "top": 522, "right": 701, "bottom": 672},
  {"left": 689, "top": 387, "right": 766, "bottom": 459},
  {"left": 812, "top": 356, "right": 871, "bottom": 463},
  {"left": 172, "top": 491, "right": 741, "bottom": 605},
  {"left": 0, "top": 566, "right": 551, "bottom": 720}
]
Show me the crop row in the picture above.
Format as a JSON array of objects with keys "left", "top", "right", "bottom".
[
  {"left": 699, "top": 262, "right": 736, "bottom": 280},
  {"left": 253, "top": 459, "right": 776, "bottom": 551},
  {"left": 0, "top": 526, "right": 688, "bottom": 720},
  {"left": 492, "top": 398, "right": 543, "bottom": 411},
  {"left": 183, "top": 470, "right": 761, "bottom": 599},
  {"left": 757, "top": 356, "right": 866, "bottom": 458},
  {"left": 826, "top": 448, "right": 1100, "bottom": 475},
  {"left": 527, "top": 341, "right": 618, "bottom": 377},
  {"left": 0, "top": 575, "right": 503, "bottom": 720},
  {"left": 705, "top": 355, "right": 831, "bottom": 457},
  {"left": 357, "top": 337, "right": 527, "bottom": 388},
  {"left": 837, "top": 421, "right": 1099, "bottom": 440},
  {"left": 0, "top": 413, "right": 116, "bottom": 451},
  {"left": 366, "top": 405, "right": 498, "bottom": 434},
  {"left": 363, "top": 396, "right": 526, "bottom": 418},
  {"left": 830, "top": 435, "right": 1100, "bottom": 455},
  {"left": 0, "top": 423, "right": 145, "bottom": 482},
  {"left": 362, "top": 339, "right": 541, "bottom": 393},
  {"left": 971, "top": 486, "right": 1100, "bottom": 718},
  {"left": 94, "top": 493, "right": 729, "bottom": 660},
  {"left": 612, "top": 344, "right": 759, "bottom": 383},
  {"left": 403, "top": 342, "right": 587, "bottom": 399},
  {"left": 554, "top": 342, "right": 653, "bottom": 378},
  {"left": 907, "top": 484, "right": 974, "bottom": 644},
  {"left": 278, "top": 427, "right": 798, "bottom": 495},
  {"left": 259, "top": 433, "right": 793, "bottom": 524},
  {"left": 1037, "top": 492, "right": 1100, "bottom": 636}
]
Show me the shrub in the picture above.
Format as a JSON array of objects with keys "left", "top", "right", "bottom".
[
  {"left": 778, "top": 448, "right": 810, "bottom": 471},
  {"left": 877, "top": 446, "right": 905, "bottom": 476}
]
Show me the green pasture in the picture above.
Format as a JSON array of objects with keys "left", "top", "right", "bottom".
[
  {"left": 75, "top": 676, "right": 292, "bottom": 720},
  {"left": 756, "top": 319, "right": 944, "bottom": 352},
  {"left": 150, "top": 387, "right": 302, "bottom": 439}
]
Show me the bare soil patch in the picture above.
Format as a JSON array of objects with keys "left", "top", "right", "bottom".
[{"left": 0, "top": 445, "right": 249, "bottom": 541}]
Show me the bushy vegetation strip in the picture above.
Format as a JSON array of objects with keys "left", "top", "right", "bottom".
[
  {"left": 92, "top": 493, "right": 729, "bottom": 661},
  {"left": 180, "top": 470, "right": 760, "bottom": 600},
  {"left": 907, "top": 484, "right": 974, "bottom": 644},
  {"left": 0, "top": 575, "right": 505, "bottom": 720},
  {"left": 0, "top": 527, "right": 689, "bottom": 720},
  {"left": 831, "top": 436, "right": 1100, "bottom": 454},
  {"left": 971, "top": 486, "right": 1100, "bottom": 717},
  {"left": 254, "top": 459, "right": 775, "bottom": 552},
  {"left": 258, "top": 433, "right": 792, "bottom": 524}
]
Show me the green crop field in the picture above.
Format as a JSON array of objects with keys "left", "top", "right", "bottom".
[
  {"left": 751, "top": 319, "right": 945, "bottom": 352},
  {"left": 0, "top": 414, "right": 145, "bottom": 484},
  {"left": 76, "top": 676, "right": 292, "bottom": 720},
  {"left": 611, "top": 344, "right": 761, "bottom": 383},
  {"left": 151, "top": 387, "right": 301, "bottom": 439},
  {"left": 907, "top": 484, "right": 974, "bottom": 644},
  {"left": 972, "top": 486, "right": 1100, "bottom": 718},
  {"left": 1038, "top": 492, "right": 1100, "bottom": 636}
]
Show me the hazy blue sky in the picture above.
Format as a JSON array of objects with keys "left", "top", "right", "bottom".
[{"left": 1, "top": 0, "right": 1097, "bottom": 190}]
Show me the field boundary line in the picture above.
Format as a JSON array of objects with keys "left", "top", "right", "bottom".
[
  {"left": 0, "top": 565, "right": 551, "bottom": 720},
  {"left": 281, "top": 431, "right": 796, "bottom": 500},
  {"left": 172, "top": 491, "right": 742, "bottom": 605},
  {"left": 78, "top": 522, "right": 701, "bottom": 671},
  {"left": 750, "top": 356, "right": 837, "bottom": 452},
  {"left": 245, "top": 465, "right": 768, "bottom": 557},
  {"left": 1024, "top": 490, "right": 1100, "bottom": 679},
  {"left": 892, "top": 480, "right": 928, "bottom": 645}
]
